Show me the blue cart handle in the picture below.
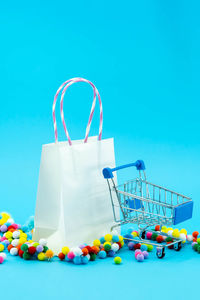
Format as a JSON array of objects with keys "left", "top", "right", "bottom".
[{"left": 102, "top": 160, "right": 145, "bottom": 179}]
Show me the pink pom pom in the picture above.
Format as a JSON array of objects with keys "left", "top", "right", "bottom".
[
  {"left": 12, "top": 224, "right": 18, "bottom": 229},
  {"left": 67, "top": 251, "right": 75, "bottom": 260},
  {"left": 135, "top": 249, "right": 142, "bottom": 258},
  {"left": 1, "top": 237, "right": 6, "bottom": 242},
  {"left": 0, "top": 256, "right": 4, "bottom": 264},
  {"left": 146, "top": 232, "right": 152, "bottom": 240}
]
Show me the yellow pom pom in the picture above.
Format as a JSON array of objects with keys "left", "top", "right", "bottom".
[
  {"left": 20, "top": 233, "right": 27, "bottom": 239},
  {"left": 172, "top": 229, "right": 180, "bottom": 238},
  {"left": 45, "top": 250, "right": 54, "bottom": 259},
  {"left": 5, "top": 232, "right": 13, "bottom": 239},
  {"left": 62, "top": 247, "right": 70, "bottom": 255},
  {"left": 180, "top": 229, "right": 187, "bottom": 235},
  {"left": 119, "top": 235, "right": 123, "bottom": 242},
  {"left": 132, "top": 232, "right": 138, "bottom": 237},
  {"left": 93, "top": 239, "right": 101, "bottom": 247},
  {"left": 28, "top": 240, "right": 33, "bottom": 243},
  {"left": 104, "top": 234, "right": 112, "bottom": 242},
  {"left": 161, "top": 226, "right": 167, "bottom": 233},
  {"left": 0, "top": 244, "right": 5, "bottom": 252},
  {"left": 103, "top": 241, "right": 111, "bottom": 247},
  {"left": 19, "top": 237, "right": 27, "bottom": 244},
  {"left": 166, "top": 227, "right": 173, "bottom": 233},
  {"left": 38, "top": 252, "right": 46, "bottom": 261}
]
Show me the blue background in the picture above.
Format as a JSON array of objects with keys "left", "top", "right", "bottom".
[{"left": 0, "top": 0, "right": 200, "bottom": 299}]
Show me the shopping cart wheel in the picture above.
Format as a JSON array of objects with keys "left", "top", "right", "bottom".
[
  {"left": 156, "top": 247, "right": 165, "bottom": 259},
  {"left": 141, "top": 231, "right": 146, "bottom": 239},
  {"left": 174, "top": 241, "right": 182, "bottom": 251}
]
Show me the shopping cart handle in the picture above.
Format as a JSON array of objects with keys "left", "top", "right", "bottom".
[{"left": 102, "top": 160, "right": 145, "bottom": 179}]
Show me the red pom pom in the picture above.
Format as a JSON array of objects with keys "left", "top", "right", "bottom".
[
  {"left": 82, "top": 248, "right": 89, "bottom": 256},
  {"left": 117, "top": 242, "right": 122, "bottom": 249},
  {"left": 155, "top": 225, "right": 160, "bottom": 231},
  {"left": 7, "top": 244, "right": 13, "bottom": 252},
  {"left": 193, "top": 231, "right": 199, "bottom": 239},
  {"left": 19, "top": 250, "right": 24, "bottom": 258},
  {"left": 28, "top": 246, "right": 36, "bottom": 255},
  {"left": 134, "top": 243, "right": 141, "bottom": 250},
  {"left": 156, "top": 235, "right": 164, "bottom": 243},
  {"left": 85, "top": 246, "right": 92, "bottom": 253},
  {"left": 58, "top": 252, "right": 65, "bottom": 260},
  {"left": 7, "top": 225, "right": 16, "bottom": 231}
]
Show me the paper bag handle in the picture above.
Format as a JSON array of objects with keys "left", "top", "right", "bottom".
[{"left": 60, "top": 78, "right": 103, "bottom": 145}]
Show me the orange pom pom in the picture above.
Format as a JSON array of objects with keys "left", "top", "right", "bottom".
[
  {"left": 155, "top": 225, "right": 160, "bottom": 231},
  {"left": 91, "top": 246, "right": 99, "bottom": 254},
  {"left": 82, "top": 248, "right": 89, "bottom": 256},
  {"left": 7, "top": 244, "right": 14, "bottom": 252}
]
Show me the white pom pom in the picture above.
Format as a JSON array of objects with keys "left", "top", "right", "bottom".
[
  {"left": 12, "top": 231, "right": 20, "bottom": 239},
  {"left": 7, "top": 218, "right": 14, "bottom": 224},
  {"left": 111, "top": 243, "right": 119, "bottom": 252},
  {"left": 73, "top": 247, "right": 83, "bottom": 256},
  {"left": 187, "top": 234, "right": 193, "bottom": 242},
  {"left": 10, "top": 247, "right": 18, "bottom": 256},
  {"left": 39, "top": 239, "right": 47, "bottom": 246},
  {"left": 179, "top": 233, "right": 186, "bottom": 241},
  {"left": 11, "top": 239, "right": 19, "bottom": 247},
  {"left": 168, "top": 230, "right": 173, "bottom": 237},
  {"left": 0, "top": 253, "right": 7, "bottom": 260}
]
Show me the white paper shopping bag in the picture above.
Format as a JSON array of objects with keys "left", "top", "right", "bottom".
[{"left": 33, "top": 77, "right": 119, "bottom": 253}]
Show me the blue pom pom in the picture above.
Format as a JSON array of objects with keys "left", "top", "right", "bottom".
[
  {"left": 123, "top": 234, "right": 133, "bottom": 243},
  {"left": 21, "top": 225, "right": 29, "bottom": 233},
  {"left": 4, "top": 222, "right": 11, "bottom": 227},
  {"left": 108, "top": 250, "right": 115, "bottom": 257},
  {"left": 100, "top": 237, "right": 105, "bottom": 244},
  {"left": 112, "top": 235, "right": 119, "bottom": 242},
  {"left": 81, "top": 256, "right": 89, "bottom": 264},
  {"left": 140, "top": 244, "right": 148, "bottom": 251},
  {"left": 73, "top": 256, "right": 81, "bottom": 265},
  {"left": 98, "top": 250, "right": 107, "bottom": 259}
]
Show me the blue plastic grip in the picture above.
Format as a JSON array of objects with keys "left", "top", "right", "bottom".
[{"left": 102, "top": 160, "right": 145, "bottom": 179}]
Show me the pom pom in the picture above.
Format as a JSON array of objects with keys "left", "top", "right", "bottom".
[
  {"left": 82, "top": 248, "right": 89, "bottom": 256},
  {"left": 151, "top": 233, "right": 158, "bottom": 241},
  {"left": 197, "top": 238, "right": 200, "bottom": 245},
  {"left": 91, "top": 246, "right": 99, "bottom": 254},
  {"left": 180, "top": 229, "right": 187, "bottom": 235},
  {"left": 0, "top": 244, "right": 5, "bottom": 252},
  {"left": 0, "top": 256, "right": 4, "bottom": 264},
  {"left": 193, "top": 231, "right": 199, "bottom": 239},
  {"left": 114, "top": 256, "right": 122, "bottom": 264},
  {"left": 103, "top": 242, "right": 111, "bottom": 252},
  {"left": 36, "top": 245, "right": 44, "bottom": 253},
  {"left": 155, "top": 225, "right": 160, "bottom": 231},
  {"left": 112, "top": 235, "right": 120, "bottom": 243},
  {"left": 172, "top": 229, "right": 180, "bottom": 238},
  {"left": 43, "top": 246, "right": 48, "bottom": 253},
  {"left": 81, "top": 256, "right": 89, "bottom": 264},
  {"left": 128, "top": 242, "right": 135, "bottom": 250},
  {"left": 140, "top": 244, "right": 148, "bottom": 251},
  {"left": 58, "top": 252, "right": 65, "bottom": 260},
  {"left": 156, "top": 235, "right": 164, "bottom": 243},
  {"left": 12, "top": 231, "right": 20, "bottom": 239},
  {"left": 146, "top": 232, "right": 153, "bottom": 240},
  {"left": 62, "top": 246, "right": 70, "bottom": 255},
  {"left": 18, "top": 250, "right": 24, "bottom": 258},
  {"left": 21, "top": 244, "right": 28, "bottom": 252},
  {"left": 161, "top": 226, "right": 167, "bottom": 233},
  {"left": 37, "top": 252, "right": 46, "bottom": 261},
  {"left": 142, "top": 251, "right": 149, "bottom": 259},
  {"left": 179, "top": 233, "right": 186, "bottom": 243},
  {"left": 93, "top": 239, "right": 101, "bottom": 247},
  {"left": 133, "top": 243, "right": 141, "bottom": 250},
  {"left": 11, "top": 239, "right": 19, "bottom": 247},
  {"left": 104, "top": 234, "right": 112, "bottom": 242},
  {"left": 28, "top": 246, "right": 36, "bottom": 255},
  {"left": 135, "top": 250, "right": 142, "bottom": 258},
  {"left": 90, "top": 253, "right": 96, "bottom": 261},
  {"left": 23, "top": 252, "right": 31, "bottom": 260},
  {"left": 147, "top": 244, "right": 153, "bottom": 252},
  {"left": 0, "top": 225, "right": 7, "bottom": 233},
  {"left": 10, "top": 247, "right": 18, "bottom": 256},
  {"left": 132, "top": 232, "right": 138, "bottom": 238},
  {"left": 0, "top": 253, "right": 6, "bottom": 260},
  {"left": 85, "top": 246, "right": 92, "bottom": 253},
  {"left": 100, "top": 237, "right": 105, "bottom": 244},
  {"left": 99, "top": 250, "right": 107, "bottom": 259},
  {"left": 73, "top": 256, "right": 81, "bottom": 264},
  {"left": 187, "top": 235, "right": 193, "bottom": 242},
  {"left": 111, "top": 243, "right": 120, "bottom": 252},
  {"left": 167, "top": 230, "right": 173, "bottom": 237},
  {"left": 73, "top": 247, "right": 83, "bottom": 256},
  {"left": 119, "top": 235, "right": 124, "bottom": 242},
  {"left": 193, "top": 243, "right": 198, "bottom": 251},
  {"left": 39, "top": 239, "right": 47, "bottom": 246},
  {"left": 165, "top": 237, "right": 173, "bottom": 242},
  {"left": 123, "top": 234, "right": 133, "bottom": 243},
  {"left": 108, "top": 250, "right": 115, "bottom": 257},
  {"left": 67, "top": 251, "right": 75, "bottom": 260},
  {"left": 136, "top": 253, "right": 144, "bottom": 262},
  {"left": 7, "top": 244, "right": 13, "bottom": 252}
]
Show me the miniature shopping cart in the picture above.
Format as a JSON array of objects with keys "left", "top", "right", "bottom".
[{"left": 103, "top": 160, "right": 193, "bottom": 258}]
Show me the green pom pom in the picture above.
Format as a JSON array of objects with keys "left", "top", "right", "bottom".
[
  {"left": 193, "top": 244, "right": 198, "bottom": 251},
  {"left": 114, "top": 256, "right": 122, "bottom": 264},
  {"left": 21, "top": 244, "right": 28, "bottom": 252},
  {"left": 33, "top": 242, "right": 39, "bottom": 247},
  {"left": 197, "top": 245, "right": 200, "bottom": 253},
  {"left": 90, "top": 253, "right": 96, "bottom": 261},
  {"left": 147, "top": 244, "right": 154, "bottom": 252},
  {"left": 43, "top": 246, "right": 48, "bottom": 253},
  {"left": 197, "top": 238, "right": 200, "bottom": 245},
  {"left": 104, "top": 244, "right": 111, "bottom": 251},
  {"left": 23, "top": 252, "right": 31, "bottom": 260},
  {"left": 151, "top": 233, "right": 158, "bottom": 241},
  {"left": 165, "top": 237, "right": 173, "bottom": 242}
]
